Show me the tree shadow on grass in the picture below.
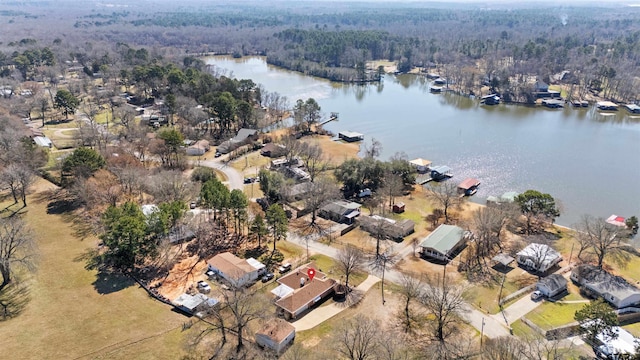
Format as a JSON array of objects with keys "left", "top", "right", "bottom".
[
  {"left": 0, "top": 282, "right": 31, "bottom": 321},
  {"left": 92, "top": 270, "right": 135, "bottom": 295}
]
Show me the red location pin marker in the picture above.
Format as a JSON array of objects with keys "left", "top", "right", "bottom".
[{"left": 307, "top": 268, "right": 316, "bottom": 281}]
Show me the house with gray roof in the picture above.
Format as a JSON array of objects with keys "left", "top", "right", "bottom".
[
  {"left": 318, "top": 200, "right": 361, "bottom": 224},
  {"left": 516, "top": 243, "right": 562, "bottom": 274},
  {"left": 419, "top": 224, "right": 468, "bottom": 262},
  {"left": 571, "top": 264, "right": 640, "bottom": 309},
  {"left": 359, "top": 215, "right": 415, "bottom": 241},
  {"left": 217, "top": 128, "right": 258, "bottom": 154},
  {"left": 536, "top": 274, "right": 568, "bottom": 298}
]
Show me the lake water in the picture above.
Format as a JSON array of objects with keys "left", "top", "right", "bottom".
[{"left": 207, "top": 56, "right": 640, "bottom": 226}]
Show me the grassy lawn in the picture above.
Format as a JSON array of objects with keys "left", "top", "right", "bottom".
[
  {"left": 277, "top": 240, "right": 304, "bottom": 261},
  {"left": 0, "top": 181, "right": 189, "bottom": 359},
  {"left": 510, "top": 319, "right": 537, "bottom": 338},
  {"left": 230, "top": 151, "right": 270, "bottom": 173},
  {"left": 94, "top": 110, "right": 112, "bottom": 125},
  {"left": 623, "top": 322, "right": 640, "bottom": 337},
  {"left": 526, "top": 301, "right": 583, "bottom": 330},
  {"left": 468, "top": 269, "right": 537, "bottom": 314}
]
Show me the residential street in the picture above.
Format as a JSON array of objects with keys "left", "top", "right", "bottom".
[
  {"left": 198, "top": 156, "right": 245, "bottom": 190},
  {"left": 197, "top": 158, "right": 513, "bottom": 338}
]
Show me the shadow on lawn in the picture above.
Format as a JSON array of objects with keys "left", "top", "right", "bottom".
[
  {"left": 0, "top": 282, "right": 31, "bottom": 321},
  {"left": 92, "top": 271, "right": 135, "bottom": 295}
]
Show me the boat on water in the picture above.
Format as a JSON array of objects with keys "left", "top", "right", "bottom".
[
  {"left": 430, "top": 86, "right": 443, "bottom": 93},
  {"left": 480, "top": 94, "right": 500, "bottom": 105}
]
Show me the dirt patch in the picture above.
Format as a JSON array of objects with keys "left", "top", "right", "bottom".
[{"left": 154, "top": 254, "right": 208, "bottom": 301}]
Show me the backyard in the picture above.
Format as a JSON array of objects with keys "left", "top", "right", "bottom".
[{"left": 0, "top": 180, "right": 190, "bottom": 359}]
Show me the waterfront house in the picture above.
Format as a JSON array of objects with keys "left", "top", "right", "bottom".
[
  {"left": 272, "top": 263, "right": 336, "bottom": 319},
  {"left": 206, "top": 252, "right": 265, "bottom": 288},
  {"left": 419, "top": 224, "right": 468, "bottom": 262},
  {"left": 318, "top": 200, "right": 361, "bottom": 224},
  {"left": 255, "top": 319, "right": 295, "bottom": 354},
  {"left": 516, "top": 243, "right": 562, "bottom": 274},
  {"left": 571, "top": 264, "right": 640, "bottom": 309},
  {"left": 338, "top": 131, "right": 364, "bottom": 142},
  {"left": 536, "top": 274, "right": 568, "bottom": 298}
]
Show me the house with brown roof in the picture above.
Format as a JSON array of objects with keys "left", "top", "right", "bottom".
[
  {"left": 206, "top": 252, "right": 265, "bottom": 288},
  {"left": 186, "top": 139, "right": 210, "bottom": 156},
  {"left": 260, "top": 143, "right": 286, "bottom": 158},
  {"left": 271, "top": 262, "right": 336, "bottom": 319},
  {"left": 255, "top": 318, "right": 295, "bottom": 354}
]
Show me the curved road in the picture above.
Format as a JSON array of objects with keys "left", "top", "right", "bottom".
[
  {"left": 199, "top": 154, "right": 511, "bottom": 339},
  {"left": 198, "top": 156, "right": 245, "bottom": 190}
]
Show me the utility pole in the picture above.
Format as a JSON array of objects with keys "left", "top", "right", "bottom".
[{"left": 481, "top": 317, "right": 485, "bottom": 347}]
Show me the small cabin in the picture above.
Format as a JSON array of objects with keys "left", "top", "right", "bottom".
[
  {"left": 338, "top": 131, "right": 364, "bottom": 142},
  {"left": 393, "top": 202, "right": 405, "bottom": 213}
]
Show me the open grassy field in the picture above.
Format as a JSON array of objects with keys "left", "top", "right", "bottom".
[{"left": 0, "top": 181, "right": 189, "bottom": 360}]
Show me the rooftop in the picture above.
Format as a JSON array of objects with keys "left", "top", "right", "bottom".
[
  {"left": 537, "top": 274, "right": 567, "bottom": 291},
  {"left": 419, "top": 224, "right": 465, "bottom": 255},
  {"left": 275, "top": 263, "right": 336, "bottom": 314},
  {"left": 573, "top": 264, "right": 640, "bottom": 303},
  {"left": 256, "top": 318, "right": 295, "bottom": 343},
  {"left": 458, "top": 178, "right": 480, "bottom": 190},
  {"left": 409, "top": 158, "right": 432, "bottom": 167},
  {"left": 207, "top": 252, "right": 262, "bottom": 280}
]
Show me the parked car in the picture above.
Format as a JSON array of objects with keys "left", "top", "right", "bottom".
[
  {"left": 189, "top": 201, "right": 197, "bottom": 209},
  {"left": 243, "top": 177, "right": 256, "bottom": 184},
  {"left": 205, "top": 269, "right": 216, "bottom": 280},
  {"left": 261, "top": 273, "right": 275, "bottom": 282},
  {"left": 531, "top": 290, "right": 544, "bottom": 301},
  {"left": 357, "top": 188, "right": 372, "bottom": 198},
  {"left": 278, "top": 263, "right": 292, "bottom": 273},
  {"left": 215, "top": 151, "right": 222, "bottom": 158},
  {"left": 197, "top": 280, "right": 211, "bottom": 294}
]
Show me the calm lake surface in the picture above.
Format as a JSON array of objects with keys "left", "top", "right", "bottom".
[{"left": 207, "top": 56, "right": 640, "bottom": 226}]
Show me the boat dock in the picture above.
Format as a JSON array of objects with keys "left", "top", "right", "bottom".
[
  {"left": 542, "top": 98, "right": 564, "bottom": 108},
  {"left": 415, "top": 174, "right": 433, "bottom": 185},
  {"left": 596, "top": 101, "right": 618, "bottom": 111},
  {"left": 338, "top": 131, "right": 364, "bottom": 142},
  {"left": 624, "top": 104, "right": 640, "bottom": 114}
]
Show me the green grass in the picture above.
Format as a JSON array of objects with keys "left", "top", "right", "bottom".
[
  {"left": 468, "top": 271, "right": 537, "bottom": 314},
  {"left": 510, "top": 319, "right": 537, "bottom": 338},
  {"left": 308, "top": 253, "right": 367, "bottom": 287},
  {"left": 526, "top": 301, "right": 583, "bottom": 330},
  {"left": 94, "top": 110, "right": 112, "bottom": 125},
  {"left": 277, "top": 240, "right": 304, "bottom": 260},
  {"left": 623, "top": 322, "right": 640, "bottom": 337},
  {"left": 0, "top": 183, "right": 189, "bottom": 359}
]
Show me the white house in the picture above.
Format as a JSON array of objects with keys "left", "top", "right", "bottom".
[
  {"left": 536, "top": 274, "right": 568, "bottom": 298},
  {"left": 571, "top": 264, "right": 640, "bottom": 309},
  {"left": 206, "top": 252, "right": 265, "bottom": 288},
  {"left": 255, "top": 318, "right": 295, "bottom": 354},
  {"left": 516, "top": 243, "right": 562, "bottom": 273}
]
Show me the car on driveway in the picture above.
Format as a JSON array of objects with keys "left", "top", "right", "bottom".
[
  {"left": 531, "top": 290, "right": 544, "bottom": 301},
  {"left": 278, "top": 263, "right": 292, "bottom": 274},
  {"left": 261, "top": 273, "right": 274, "bottom": 282},
  {"left": 197, "top": 280, "right": 211, "bottom": 294}
]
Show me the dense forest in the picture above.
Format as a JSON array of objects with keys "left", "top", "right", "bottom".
[{"left": 0, "top": 1, "right": 639, "bottom": 101}]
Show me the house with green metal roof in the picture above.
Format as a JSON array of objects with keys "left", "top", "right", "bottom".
[{"left": 419, "top": 224, "right": 468, "bottom": 262}]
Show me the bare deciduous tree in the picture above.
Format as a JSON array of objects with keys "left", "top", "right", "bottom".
[
  {"left": 398, "top": 273, "right": 424, "bottom": 333},
  {"left": 335, "top": 314, "right": 381, "bottom": 360},
  {"left": 0, "top": 163, "right": 35, "bottom": 207},
  {"left": 336, "top": 245, "right": 366, "bottom": 292},
  {"left": 420, "top": 274, "right": 468, "bottom": 343},
  {"left": 575, "top": 214, "right": 630, "bottom": 268},
  {"left": 218, "top": 287, "right": 269, "bottom": 353},
  {"left": 146, "top": 170, "right": 194, "bottom": 203},
  {"left": 425, "top": 182, "right": 464, "bottom": 224},
  {"left": 0, "top": 217, "right": 37, "bottom": 291}
]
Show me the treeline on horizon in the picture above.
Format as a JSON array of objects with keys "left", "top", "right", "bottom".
[{"left": 0, "top": 2, "right": 639, "bottom": 102}]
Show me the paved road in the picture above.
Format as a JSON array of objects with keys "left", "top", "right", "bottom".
[
  {"left": 285, "top": 234, "right": 512, "bottom": 338},
  {"left": 194, "top": 154, "right": 512, "bottom": 338},
  {"left": 198, "top": 157, "right": 245, "bottom": 190}
]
